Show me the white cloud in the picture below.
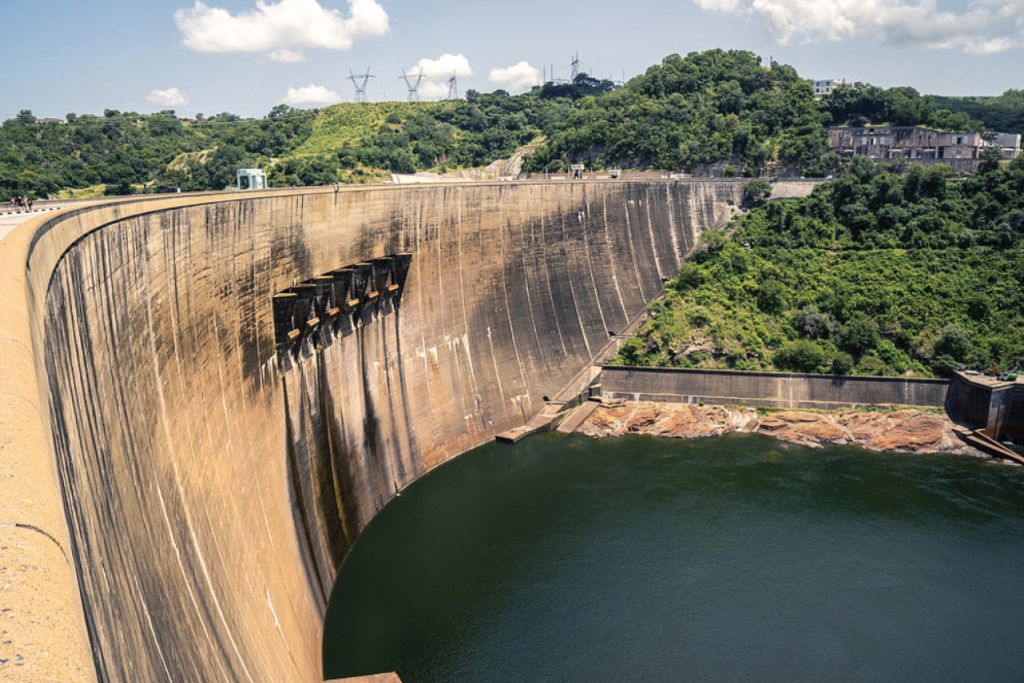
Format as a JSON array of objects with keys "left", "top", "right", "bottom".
[
  {"left": 280, "top": 84, "right": 342, "bottom": 106},
  {"left": 413, "top": 53, "right": 473, "bottom": 79},
  {"left": 174, "top": 0, "right": 389, "bottom": 57},
  {"left": 147, "top": 87, "right": 188, "bottom": 107},
  {"left": 488, "top": 61, "right": 541, "bottom": 91},
  {"left": 693, "top": 0, "right": 743, "bottom": 10},
  {"left": 418, "top": 81, "right": 451, "bottom": 99},
  {"left": 690, "top": 0, "right": 1024, "bottom": 53},
  {"left": 269, "top": 48, "right": 306, "bottom": 62}
]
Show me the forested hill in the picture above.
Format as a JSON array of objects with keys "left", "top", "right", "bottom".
[
  {"left": 934, "top": 90, "right": 1024, "bottom": 136},
  {"left": 2, "top": 49, "right": 1022, "bottom": 199},
  {"left": 613, "top": 157, "right": 1024, "bottom": 378}
]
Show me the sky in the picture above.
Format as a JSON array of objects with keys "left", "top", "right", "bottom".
[{"left": 1, "top": 0, "right": 1022, "bottom": 120}]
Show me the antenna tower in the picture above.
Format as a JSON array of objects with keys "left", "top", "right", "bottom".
[
  {"left": 571, "top": 52, "right": 581, "bottom": 80},
  {"left": 446, "top": 71, "right": 459, "bottom": 100},
  {"left": 348, "top": 68, "right": 374, "bottom": 103},
  {"left": 399, "top": 68, "right": 424, "bottom": 102}
]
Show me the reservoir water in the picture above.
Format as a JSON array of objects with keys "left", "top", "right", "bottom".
[{"left": 323, "top": 433, "right": 1024, "bottom": 682}]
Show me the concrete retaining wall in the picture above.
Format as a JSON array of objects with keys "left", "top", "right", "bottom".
[
  {"left": 948, "top": 372, "right": 1024, "bottom": 442},
  {"left": 0, "top": 179, "right": 745, "bottom": 681},
  {"left": 599, "top": 366, "right": 950, "bottom": 409}
]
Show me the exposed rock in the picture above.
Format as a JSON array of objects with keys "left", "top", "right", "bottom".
[
  {"left": 579, "top": 401, "right": 980, "bottom": 456},
  {"left": 578, "top": 402, "right": 757, "bottom": 440}
]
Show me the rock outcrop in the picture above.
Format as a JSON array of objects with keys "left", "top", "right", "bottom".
[{"left": 579, "top": 402, "right": 978, "bottom": 456}]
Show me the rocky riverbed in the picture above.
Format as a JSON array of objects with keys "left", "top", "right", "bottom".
[{"left": 578, "top": 402, "right": 981, "bottom": 456}]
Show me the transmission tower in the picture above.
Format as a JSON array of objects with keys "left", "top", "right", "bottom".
[
  {"left": 348, "top": 68, "right": 374, "bottom": 103},
  {"left": 398, "top": 68, "right": 424, "bottom": 102},
  {"left": 570, "top": 52, "right": 581, "bottom": 80},
  {"left": 446, "top": 72, "right": 459, "bottom": 100}
]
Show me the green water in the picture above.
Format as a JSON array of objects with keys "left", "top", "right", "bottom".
[{"left": 323, "top": 433, "right": 1024, "bottom": 682}]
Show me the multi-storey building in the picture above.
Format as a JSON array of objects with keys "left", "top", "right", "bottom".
[
  {"left": 828, "top": 126, "right": 1021, "bottom": 163},
  {"left": 812, "top": 79, "right": 847, "bottom": 98}
]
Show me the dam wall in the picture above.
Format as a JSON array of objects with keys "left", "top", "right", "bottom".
[
  {"left": 1, "top": 180, "right": 744, "bottom": 681},
  {"left": 598, "top": 366, "right": 951, "bottom": 410}
]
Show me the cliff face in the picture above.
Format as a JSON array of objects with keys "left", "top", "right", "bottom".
[{"left": 34, "top": 181, "right": 742, "bottom": 681}]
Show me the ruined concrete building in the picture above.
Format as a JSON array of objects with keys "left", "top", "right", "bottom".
[{"left": 829, "top": 126, "right": 1023, "bottom": 167}]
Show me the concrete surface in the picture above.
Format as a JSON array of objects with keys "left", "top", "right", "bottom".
[
  {"left": 0, "top": 180, "right": 745, "bottom": 681},
  {"left": 949, "top": 371, "right": 1024, "bottom": 442},
  {"left": 0, "top": 211, "right": 48, "bottom": 242},
  {"left": 599, "top": 366, "right": 951, "bottom": 410}
]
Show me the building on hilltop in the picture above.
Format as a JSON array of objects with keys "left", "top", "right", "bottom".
[
  {"left": 828, "top": 126, "right": 1022, "bottom": 167},
  {"left": 813, "top": 78, "right": 847, "bottom": 98},
  {"left": 992, "top": 132, "right": 1023, "bottom": 159}
]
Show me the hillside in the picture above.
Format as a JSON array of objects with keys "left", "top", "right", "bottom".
[
  {"left": 935, "top": 90, "right": 1024, "bottom": 135},
  {"left": 612, "top": 157, "right": 1024, "bottom": 378},
  {"left": 4, "top": 49, "right": 1024, "bottom": 200}
]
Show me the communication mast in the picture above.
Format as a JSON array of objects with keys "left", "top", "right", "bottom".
[
  {"left": 399, "top": 68, "right": 424, "bottom": 102},
  {"left": 570, "top": 52, "right": 581, "bottom": 80},
  {"left": 446, "top": 71, "right": 459, "bottom": 100},
  {"left": 348, "top": 68, "right": 374, "bottom": 103}
]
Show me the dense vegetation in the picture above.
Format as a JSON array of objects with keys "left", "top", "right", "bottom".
[
  {"left": 613, "top": 157, "right": 1024, "bottom": 377},
  {"left": 3, "top": 49, "right": 1023, "bottom": 200},
  {"left": 526, "top": 51, "right": 830, "bottom": 176},
  {"left": 0, "top": 94, "right": 545, "bottom": 197},
  {"left": 935, "top": 90, "right": 1024, "bottom": 135},
  {"left": 822, "top": 83, "right": 980, "bottom": 131}
]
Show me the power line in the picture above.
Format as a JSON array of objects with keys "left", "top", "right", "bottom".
[
  {"left": 398, "top": 68, "right": 424, "bottom": 103},
  {"left": 447, "top": 72, "right": 459, "bottom": 101},
  {"left": 348, "top": 68, "right": 374, "bottom": 103}
]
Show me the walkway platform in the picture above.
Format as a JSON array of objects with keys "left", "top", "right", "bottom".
[
  {"left": 556, "top": 399, "right": 601, "bottom": 434},
  {"left": 954, "top": 426, "right": 1024, "bottom": 465},
  {"left": 496, "top": 402, "right": 569, "bottom": 443}
]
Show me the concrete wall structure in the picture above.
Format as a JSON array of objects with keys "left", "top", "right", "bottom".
[
  {"left": 0, "top": 180, "right": 745, "bottom": 681},
  {"left": 599, "top": 366, "right": 950, "bottom": 410},
  {"left": 948, "top": 372, "right": 1024, "bottom": 442}
]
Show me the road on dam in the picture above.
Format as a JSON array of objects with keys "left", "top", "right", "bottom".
[{"left": 0, "top": 179, "right": 789, "bottom": 681}]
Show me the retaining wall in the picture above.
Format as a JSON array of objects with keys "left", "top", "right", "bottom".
[
  {"left": 598, "top": 366, "right": 950, "bottom": 409},
  {"left": 948, "top": 372, "right": 1024, "bottom": 442}
]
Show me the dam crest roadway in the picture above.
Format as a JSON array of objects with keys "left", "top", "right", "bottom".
[{"left": 0, "top": 178, "right": 814, "bottom": 681}]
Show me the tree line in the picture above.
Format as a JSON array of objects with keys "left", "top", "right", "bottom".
[{"left": 3, "top": 49, "right": 1022, "bottom": 199}]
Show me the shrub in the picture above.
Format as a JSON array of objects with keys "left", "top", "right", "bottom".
[
  {"left": 688, "top": 308, "right": 712, "bottom": 327},
  {"left": 857, "top": 355, "right": 887, "bottom": 375},
  {"left": 757, "top": 280, "right": 787, "bottom": 313},
  {"left": 836, "top": 312, "right": 879, "bottom": 357},
  {"left": 673, "top": 263, "right": 705, "bottom": 291},
  {"left": 934, "top": 325, "right": 971, "bottom": 362},
  {"left": 831, "top": 352, "right": 854, "bottom": 375},
  {"left": 616, "top": 338, "right": 646, "bottom": 366},
  {"left": 701, "top": 229, "right": 729, "bottom": 252},
  {"left": 742, "top": 179, "right": 773, "bottom": 208},
  {"left": 793, "top": 307, "right": 836, "bottom": 339},
  {"left": 773, "top": 340, "right": 827, "bottom": 372}
]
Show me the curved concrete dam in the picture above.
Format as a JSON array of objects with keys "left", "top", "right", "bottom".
[{"left": 0, "top": 180, "right": 746, "bottom": 681}]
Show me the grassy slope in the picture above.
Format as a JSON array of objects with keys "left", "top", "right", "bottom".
[{"left": 291, "top": 102, "right": 421, "bottom": 156}]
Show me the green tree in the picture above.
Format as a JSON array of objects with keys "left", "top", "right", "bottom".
[
  {"left": 774, "top": 340, "right": 828, "bottom": 372},
  {"left": 837, "top": 313, "right": 880, "bottom": 357},
  {"left": 742, "top": 179, "right": 772, "bottom": 208}
]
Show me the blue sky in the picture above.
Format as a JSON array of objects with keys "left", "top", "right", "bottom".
[{"left": 1, "top": 0, "right": 1022, "bottom": 119}]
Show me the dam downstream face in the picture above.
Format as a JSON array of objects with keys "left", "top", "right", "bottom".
[
  {"left": 37, "top": 182, "right": 746, "bottom": 679},
  {"left": 324, "top": 433, "right": 1024, "bottom": 681}
]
